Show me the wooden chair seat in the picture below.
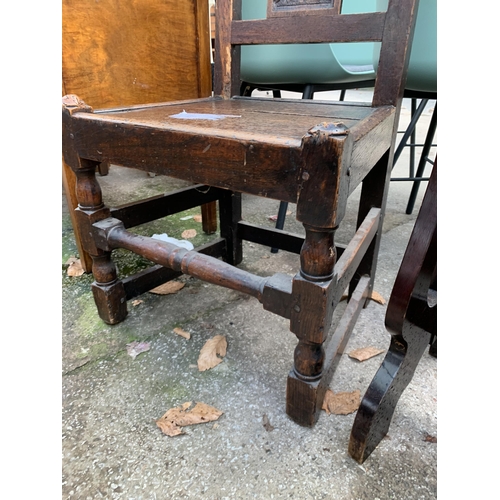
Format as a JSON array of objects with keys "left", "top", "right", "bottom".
[
  {"left": 63, "top": 0, "right": 420, "bottom": 430},
  {"left": 66, "top": 96, "right": 394, "bottom": 201}
]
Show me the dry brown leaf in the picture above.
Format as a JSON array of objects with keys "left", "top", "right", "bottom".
[
  {"left": 193, "top": 214, "right": 203, "bottom": 223},
  {"left": 197, "top": 335, "right": 227, "bottom": 371},
  {"left": 424, "top": 433, "right": 437, "bottom": 443},
  {"left": 322, "top": 389, "right": 360, "bottom": 415},
  {"left": 173, "top": 327, "right": 191, "bottom": 340},
  {"left": 262, "top": 414, "right": 274, "bottom": 432},
  {"left": 370, "top": 291, "right": 386, "bottom": 305},
  {"left": 66, "top": 257, "right": 84, "bottom": 277},
  {"left": 340, "top": 290, "right": 385, "bottom": 305},
  {"left": 149, "top": 281, "right": 185, "bottom": 295},
  {"left": 268, "top": 210, "right": 292, "bottom": 221},
  {"left": 156, "top": 401, "right": 223, "bottom": 436},
  {"left": 181, "top": 229, "right": 197, "bottom": 239},
  {"left": 131, "top": 299, "right": 143, "bottom": 307},
  {"left": 126, "top": 341, "right": 151, "bottom": 360},
  {"left": 348, "top": 346, "right": 385, "bottom": 362},
  {"left": 156, "top": 418, "right": 184, "bottom": 437}
]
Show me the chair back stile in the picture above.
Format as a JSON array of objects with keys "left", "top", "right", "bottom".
[{"left": 214, "top": 0, "right": 419, "bottom": 106}]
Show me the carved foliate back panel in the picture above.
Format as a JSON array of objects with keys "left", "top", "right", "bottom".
[{"left": 267, "top": 0, "right": 342, "bottom": 16}]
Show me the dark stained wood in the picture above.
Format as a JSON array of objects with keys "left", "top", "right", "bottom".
[
  {"left": 349, "top": 162, "right": 437, "bottom": 464},
  {"left": 62, "top": 0, "right": 421, "bottom": 433},
  {"left": 110, "top": 185, "right": 225, "bottom": 229},
  {"left": 121, "top": 238, "right": 227, "bottom": 300},
  {"left": 237, "top": 221, "right": 304, "bottom": 254},
  {"left": 231, "top": 13, "right": 386, "bottom": 45}
]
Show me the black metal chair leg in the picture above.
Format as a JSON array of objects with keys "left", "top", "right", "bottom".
[
  {"left": 393, "top": 98, "right": 429, "bottom": 165},
  {"left": 405, "top": 105, "right": 437, "bottom": 214},
  {"left": 271, "top": 201, "right": 289, "bottom": 253}
]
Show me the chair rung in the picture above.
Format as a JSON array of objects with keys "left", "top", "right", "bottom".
[{"left": 391, "top": 177, "right": 429, "bottom": 182}]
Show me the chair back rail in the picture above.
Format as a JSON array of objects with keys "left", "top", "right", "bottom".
[{"left": 214, "top": 0, "right": 418, "bottom": 106}]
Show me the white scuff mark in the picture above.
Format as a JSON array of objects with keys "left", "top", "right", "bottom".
[
  {"left": 170, "top": 110, "right": 241, "bottom": 121},
  {"left": 152, "top": 233, "right": 194, "bottom": 250}
]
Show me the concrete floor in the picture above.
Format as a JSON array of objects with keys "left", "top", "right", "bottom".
[{"left": 61, "top": 90, "right": 437, "bottom": 499}]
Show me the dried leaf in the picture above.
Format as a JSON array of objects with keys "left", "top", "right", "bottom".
[
  {"left": 370, "top": 291, "right": 386, "bottom": 305},
  {"left": 156, "top": 401, "right": 223, "bottom": 436},
  {"left": 173, "top": 327, "right": 191, "bottom": 340},
  {"left": 66, "top": 257, "right": 84, "bottom": 277},
  {"left": 268, "top": 210, "right": 292, "bottom": 221},
  {"left": 149, "top": 281, "right": 185, "bottom": 295},
  {"left": 156, "top": 418, "right": 184, "bottom": 437},
  {"left": 131, "top": 299, "right": 143, "bottom": 307},
  {"left": 193, "top": 214, "right": 203, "bottom": 223},
  {"left": 126, "top": 341, "right": 151, "bottom": 360},
  {"left": 181, "top": 229, "right": 197, "bottom": 239},
  {"left": 348, "top": 346, "right": 385, "bottom": 362},
  {"left": 262, "top": 414, "right": 274, "bottom": 432},
  {"left": 197, "top": 335, "right": 227, "bottom": 371},
  {"left": 341, "top": 290, "right": 386, "bottom": 305},
  {"left": 424, "top": 433, "right": 437, "bottom": 443},
  {"left": 322, "top": 389, "right": 360, "bottom": 415}
]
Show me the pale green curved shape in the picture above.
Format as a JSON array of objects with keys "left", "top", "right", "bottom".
[
  {"left": 240, "top": 0, "right": 436, "bottom": 93},
  {"left": 240, "top": 0, "right": 377, "bottom": 85}
]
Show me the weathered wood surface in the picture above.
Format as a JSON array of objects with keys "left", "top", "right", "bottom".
[
  {"left": 62, "top": 0, "right": 210, "bottom": 108},
  {"left": 231, "top": 13, "right": 386, "bottom": 44},
  {"left": 63, "top": 96, "right": 393, "bottom": 209}
]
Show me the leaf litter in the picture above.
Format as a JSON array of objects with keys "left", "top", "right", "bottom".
[
  {"left": 156, "top": 401, "right": 223, "bottom": 437},
  {"left": 173, "top": 327, "right": 191, "bottom": 340},
  {"left": 126, "top": 341, "right": 151, "bottom": 360},
  {"left": 149, "top": 281, "right": 185, "bottom": 295},
  {"left": 348, "top": 346, "right": 385, "bottom": 362},
  {"left": 340, "top": 290, "right": 386, "bottom": 305},
  {"left": 65, "top": 257, "right": 84, "bottom": 277},
  {"left": 322, "top": 389, "right": 361, "bottom": 415},
  {"left": 262, "top": 414, "right": 274, "bottom": 432},
  {"left": 197, "top": 335, "right": 227, "bottom": 371},
  {"left": 181, "top": 229, "right": 197, "bottom": 239}
]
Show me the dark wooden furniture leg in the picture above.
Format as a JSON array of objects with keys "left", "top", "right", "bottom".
[
  {"left": 349, "top": 150, "right": 392, "bottom": 302},
  {"left": 349, "top": 161, "right": 437, "bottom": 463},
  {"left": 62, "top": 160, "right": 93, "bottom": 272},
  {"left": 287, "top": 225, "right": 337, "bottom": 424}
]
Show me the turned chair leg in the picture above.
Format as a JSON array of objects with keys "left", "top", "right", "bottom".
[
  {"left": 73, "top": 161, "right": 128, "bottom": 325},
  {"left": 286, "top": 225, "right": 336, "bottom": 426}
]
